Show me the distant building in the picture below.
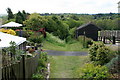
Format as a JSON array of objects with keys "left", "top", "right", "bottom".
[{"left": 76, "top": 22, "right": 101, "bottom": 41}]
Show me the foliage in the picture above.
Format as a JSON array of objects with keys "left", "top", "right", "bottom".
[
  {"left": 4, "top": 19, "right": 16, "bottom": 24},
  {"left": 105, "top": 55, "right": 120, "bottom": 75},
  {"left": 28, "top": 32, "right": 44, "bottom": 43},
  {"left": 7, "top": 29, "right": 16, "bottom": 35},
  {"left": 45, "top": 32, "right": 65, "bottom": 47},
  {"left": 46, "top": 16, "right": 69, "bottom": 40},
  {"left": 0, "top": 28, "right": 16, "bottom": 35},
  {"left": 78, "top": 36, "right": 93, "bottom": 48},
  {"left": 0, "top": 28, "right": 8, "bottom": 33},
  {"left": 26, "top": 30, "right": 34, "bottom": 36},
  {"left": 65, "top": 36, "right": 72, "bottom": 43},
  {"left": 32, "top": 73, "right": 44, "bottom": 79},
  {"left": 69, "top": 27, "right": 76, "bottom": 38},
  {"left": 8, "top": 41, "right": 17, "bottom": 55},
  {"left": 6, "top": 8, "right": 14, "bottom": 20},
  {"left": 23, "top": 13, "right": 46, "bottom": 31},
  {"left": 3, "top": 9, "right": 120, "bottom": 41},
  {"left": 32, "top": 52, "right": 48, "bottom": 79},
  {"left": 15, "top": 10, "right": 28, "bottom": 24},
  {"left": 80, "top": 63, "right": 110, "bottom": 79},
  {"left": 89, "top": 42, "right": 114, "bottom": 65},
  {"left": 15, "top": 11, "right": 24, "bottom": 24},
  {"left": 83, "top": 37, "right": 93, "bottom": 48},
  {"left": 38, "top": 52, "right": 48, "bottom": 67}
]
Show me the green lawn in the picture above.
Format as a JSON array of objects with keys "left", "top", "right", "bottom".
[
  {"left": 43, "top": 41, "right": 88, "bottom": 52},
  {"left": 49, "top": 56, "right": 89, "bottom": 78}
]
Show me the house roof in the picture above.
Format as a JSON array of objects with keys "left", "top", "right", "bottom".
[
  {"left": 0, "top": 32, "right": 26, "bottom": 48},
  {"left": 1, "top": 21, "right": 22, "bottom": 28},
  {"left": 76, "top": 22, "right": 101, "bottom": 30}
]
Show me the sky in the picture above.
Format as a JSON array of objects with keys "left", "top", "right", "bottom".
[{"left": 0, "top": 0, "right": 119, "bottom": 14}]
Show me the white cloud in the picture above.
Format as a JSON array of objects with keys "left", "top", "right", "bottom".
[{"left": 0, "top": 0, "right": 119, "bottom": 14}]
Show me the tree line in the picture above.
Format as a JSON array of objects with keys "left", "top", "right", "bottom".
[{"left": 2, "top": 8, "right": 120, "bottom": 40}]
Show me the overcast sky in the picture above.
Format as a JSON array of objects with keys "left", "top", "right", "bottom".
[{"left": 0, "top": 0, "right": 119, "bottom": 14}]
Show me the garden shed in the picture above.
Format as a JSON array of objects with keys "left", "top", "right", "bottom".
[
  {"left": 0, "top": 32, "right": 26, "bottom": 50},
  {"left": 76, "top": 22, "right": 101, "bottom": 41}
]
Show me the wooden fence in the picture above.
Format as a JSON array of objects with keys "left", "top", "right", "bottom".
[
  {"left": 98, "top": 30, "right": 120, "bottom": 44},
  {"left": 2, "top": 53, "right": 40, "bottom": 79}
]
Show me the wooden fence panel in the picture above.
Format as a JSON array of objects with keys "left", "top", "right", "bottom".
[
  {"left": 25, "top": 54, "right": 39, "bottom": 78},
  {"left": 2, "top": 53, "right": 40, "bottom": 79}
]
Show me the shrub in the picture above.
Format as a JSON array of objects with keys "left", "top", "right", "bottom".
[
  {"left": 32, "top": 73, "right": 44, "bottom": 79},
  {"left": 95, "top": 47, "right": 112, "bottom": 65},
  {"left": 80, "top": 63, "right": 110, "bottom": 79},
  {"left": 26, "top": 30, "right": 34, "bottom": 36},
  {"left": 78, "top": 36, "right": 93, "bottom": 48},
  {"left": 32, "top": 52, "right": 48, "bottom": 79},
  {"left": 7, "top": 29, "right": 16, "bottom": 35},
  {"left": 89, "top": 42, "right": 114, "bottom": 65},
  {"left": 0, "top": 28, "right": 16, "bottom": 35},
  {"left": 29, "top": 33, "right": 44, "bottom": 43},
  {"left": 38, "top": 52, "right": 48, "bottom": 71},
  {"left": 84, "top": 37, "right": 93, "bottom": 48},
  {"left": 106, "top": 55, "right": 120, "bottom": 75},
  {"left": 0, "top": 28, "right": 8, "bottom": 33}
]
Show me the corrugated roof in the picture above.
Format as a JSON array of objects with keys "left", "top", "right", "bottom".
[{"left": 0, "top": 32, "right": 26, "bottom": 48}]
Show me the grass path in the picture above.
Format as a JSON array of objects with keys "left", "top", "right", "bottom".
[
  {"left": 43, "top": 41, "right": 88, "bottom": 51},
  {"left": 49, "top": 56, "right": 89, "bottom": 78}
]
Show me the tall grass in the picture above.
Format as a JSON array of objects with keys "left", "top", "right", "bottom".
[{"left": 45, "top": 32, "right": 66, "bottom": 47}]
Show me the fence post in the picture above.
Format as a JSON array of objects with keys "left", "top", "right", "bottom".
[
  {"left": 22, "top": 55, "right": 25, "bottom": 80},
  {"left": 103, "top": 36, "right": 106, "bottom": 44},
  {"left": 112, "top": 36, "right": 116, "bottom": 44}
]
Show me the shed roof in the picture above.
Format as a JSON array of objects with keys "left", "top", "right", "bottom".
[
  {"left": 77, "top": 22, "right": 101, "bottom": 30},
  {"left": 0, "top": 32, "right": 26, "bottom": 48}
]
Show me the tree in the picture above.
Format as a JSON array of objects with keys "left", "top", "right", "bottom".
[
  {"left": 24, "top": 13, "right": 47, "bottom": 31},
  {"left": 6, "top": 8, "right": 14, "bottom": 20},
  {"left": 15, "top": 11, "right": 24, "bottom": 24},
  {"left": 22, "top": 10, "right": 28, "bottom": 21}
]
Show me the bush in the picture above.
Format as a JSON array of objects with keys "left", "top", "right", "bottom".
[
  {"left": 0, "top": 28, "right": 16, "bottom": 35},
  {"left": 32, "top": 73, "right": 44, "bottom": 79},
  {"left": 39, "top": 52, "right": 47, "bottom": 65},
  {"left": 29, "top": 33, "right": 44, "bottom": 43},
  {"left": 0, "top": 28, "right": 8, "bottom": 33},
  {"left": 7, "top": 29, "right": 16, "bottom": 35},
  {"left": 16, "top": 30, "right": 29, "bottom": 38},
  {"left": 80, "top": 63, "right": 110, "bottom": 79},
  {"left": 32, "top": 52, "right": 48, "bottom": 79},
  {"left": 78, "top": 36, "right": 93, "bottom": 48},
  {"left": 89, "top": 42, "right": 114, "bottom": 65},
  {"left": 84, "top": 37, "right": 93, "bottom": 48},
  {"left": 106, "top": 55, "right": 120, "bottom": 75}
]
